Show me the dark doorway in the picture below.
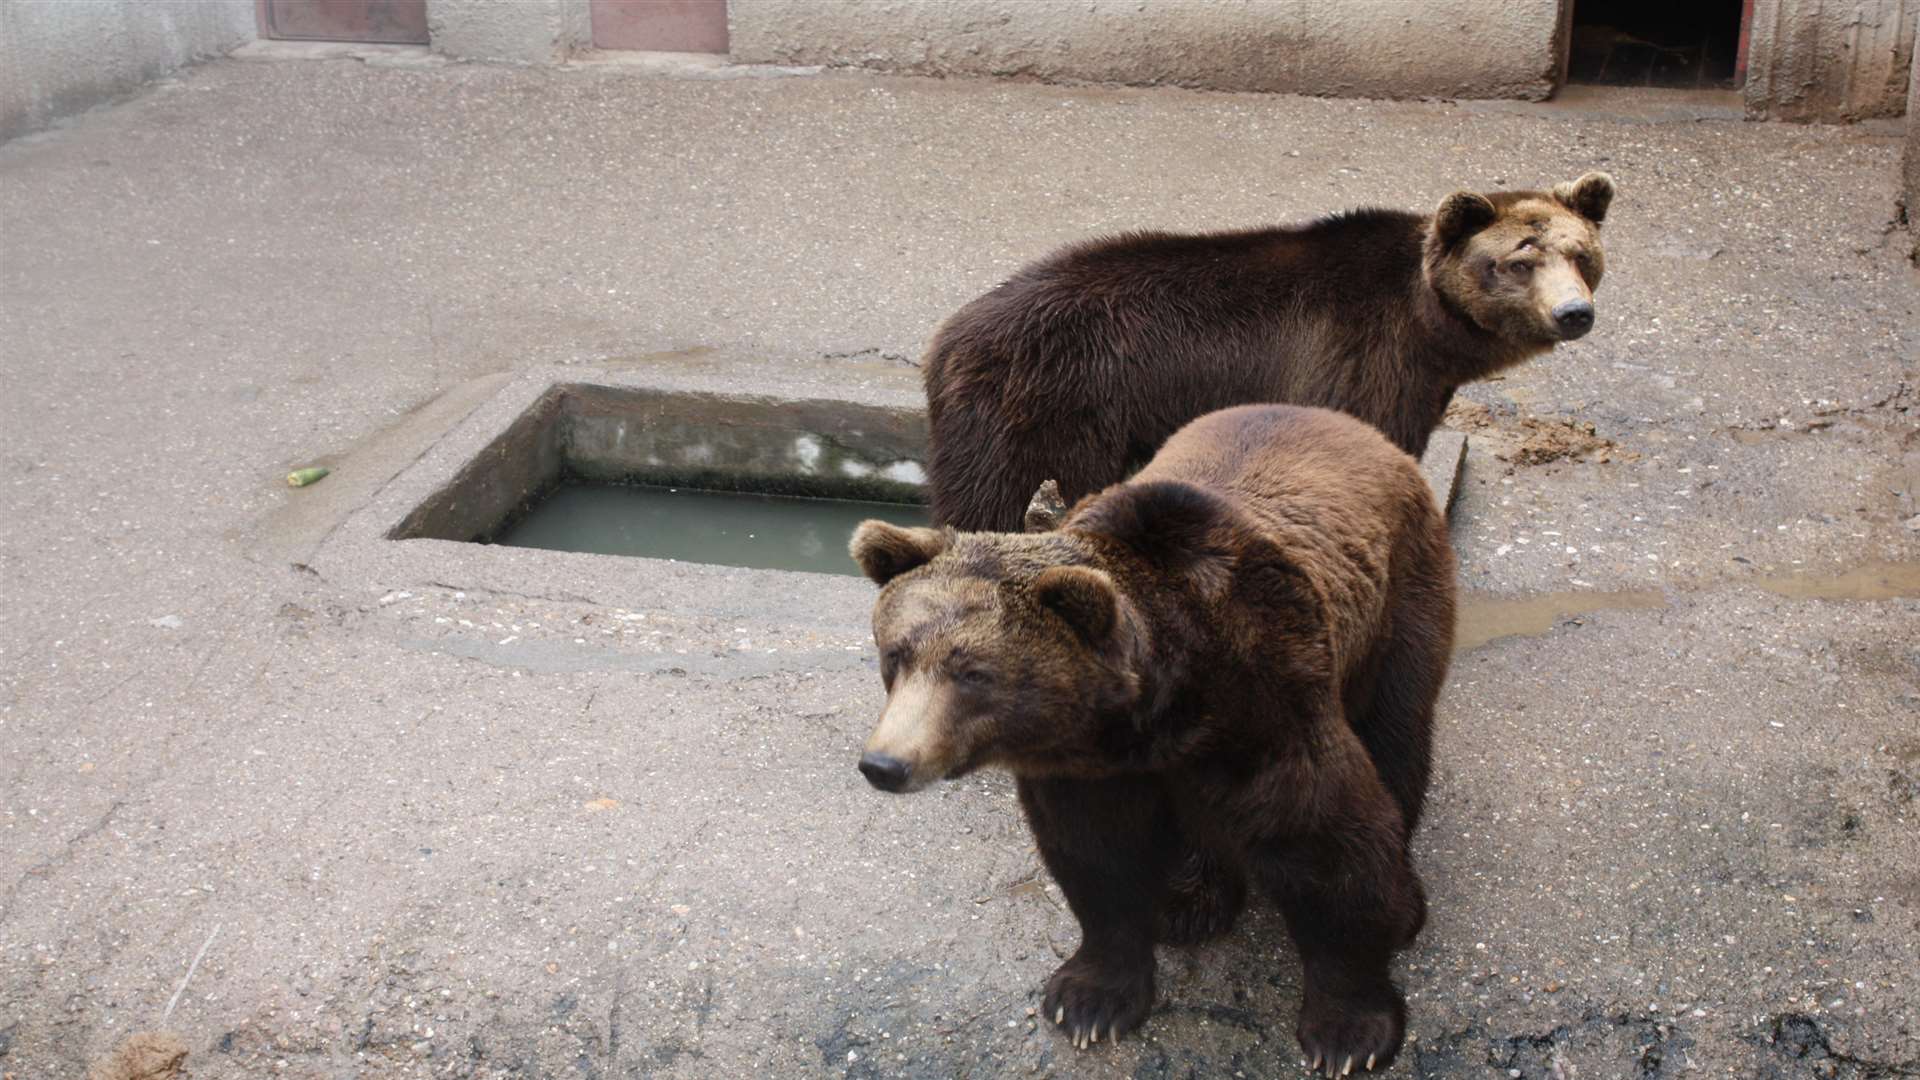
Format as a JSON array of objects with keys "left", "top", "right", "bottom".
[
  {"left": 258, "top": 0, "right": 430, "bottom": 45},
  {"left": 1566, "top": 0, "right": 1748, "bottom": 89}
]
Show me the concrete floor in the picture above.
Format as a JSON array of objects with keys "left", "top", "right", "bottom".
[{"left": 1, "top": 56, "right": 1916, "bottom": 1080}]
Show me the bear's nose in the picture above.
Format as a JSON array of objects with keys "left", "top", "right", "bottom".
[
  {"left": 1552, "top": 299, "right": 1595, "bottom": 339},
  {"left": 858, "top": 752, "right": 911, "bottom": 793}
]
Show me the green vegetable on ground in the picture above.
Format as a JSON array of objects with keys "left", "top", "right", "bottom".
[{"left": 286, "top": 467, "right": 330, "bottom": 488}]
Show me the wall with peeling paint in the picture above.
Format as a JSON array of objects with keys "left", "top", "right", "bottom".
[
  {"left": 1744, "top": 0, "right": 1915, "bottom": 121},
  {"left": 728, "top": 0, "right": 1570, "bottom": 101}
]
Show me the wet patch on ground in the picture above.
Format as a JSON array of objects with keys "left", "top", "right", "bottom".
[
  {"left": 1751, "top": 561, "right": 1920, "bottom": 601},
  {"left": 1456, "top": 588, "right": 1668, "bottom": 651},
  {"left": 1455, "top": 558, "right": 1919, "bottom": 652}
]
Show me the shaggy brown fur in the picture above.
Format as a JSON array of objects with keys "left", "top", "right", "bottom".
[
  {"left": 923, "top": 174, "right": 1614, "bottom": 531},
  {"left": 851, "top": 405, "right": 1456, "bottom": 1074}
]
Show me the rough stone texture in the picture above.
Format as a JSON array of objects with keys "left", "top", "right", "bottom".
[
  {"left": 0, "top": 60, "right": 1916, "bottom": 1079},
  {"left": 1906, "top": 44, "right": 1920, "bottom": 256},
  {"left": 428, "top": 0, "right": 589, "bottom": 65},
  {"left": 1744, "top": 0, "right": 1916, "bottom": 122},
  {"left": 729, "top": 0, "right": 1567, "bottom": 100},
  {"left": 0, "top": 0, "right": 254, "bottom": 140},
  {"left": 1420, "top": 430, "right": 1470, "bottom": 514}
]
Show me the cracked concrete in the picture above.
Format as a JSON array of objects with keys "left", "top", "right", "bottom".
[
  {"left": 0, "top": 799, "right": 123, "bottom": 925},
  {"left": 0, "top": 58, "right": 1916, "bottom": 1079}
]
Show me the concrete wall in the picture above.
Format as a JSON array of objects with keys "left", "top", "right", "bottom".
[
  {"left": 2, "top": 0, "right": 1909, "bottom": 133},
  {"left": 728, "top": 0, "right": 1568, "bottom": 101},
  {"left": 428, "top": 0, "right": 590, "bottom": 65},
  {"left": 0, "top": 0, "right": 255, "bottom": 140},
  {"left": 1744, "top": 0, "right": 1915, "bottom": 121},
  {"left": 1906, "top": 44, "right": 1920, "bottom": 257}
]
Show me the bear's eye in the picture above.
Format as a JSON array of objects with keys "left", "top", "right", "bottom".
[
  {"left": 880, "top": 647, "right": 906, "bottom": 686},
  {"left": 954, "top": 668, "right": 996, "bottom": 691},
  {"left": 1504, "top": 260, "right": 1535, "bottom": 278}
]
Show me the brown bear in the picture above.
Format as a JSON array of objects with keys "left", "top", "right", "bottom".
[
  {"left": 850, "top": 404, "right": 1456, "bottom": 1074},
  {"left": 922, "top": 173, "right": 1616, "bottom": 531}
]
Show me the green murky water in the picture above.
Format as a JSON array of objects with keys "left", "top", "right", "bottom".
[{"left": 496, "top": 483, "right": 930, "bottom": 576}]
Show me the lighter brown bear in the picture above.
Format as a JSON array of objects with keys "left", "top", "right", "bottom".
[{"left": 851, "top": 404, "right": 1456, "bottom": 1075}]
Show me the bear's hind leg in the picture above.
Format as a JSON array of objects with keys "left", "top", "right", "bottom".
[
  {"left": 1247, "top": 747, "right": 1426, "bottom": 1073},
  {"left": 1155, "top": 845, "right": 1247, "bottom": 946},
  {"left": 1272, "top": 850, "right": 1424, "bottom": 1075},
  {"left": 1018, "top": 774, "right": 1177, "bottom": 1049},
  {"left": 1346, "top": 571, "right": 1451, "bottom": 836}
]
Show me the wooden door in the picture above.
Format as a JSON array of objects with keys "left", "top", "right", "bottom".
[
  {"left": 259, "top": 0, "right": 430, "bottom": 45},
  {"left": 591, "top": 0, "right": 729, "bottom": 54}
]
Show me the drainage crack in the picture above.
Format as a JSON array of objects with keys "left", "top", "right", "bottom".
[
  {"left": 1747, "top": 1012, "right": 1920, "bottom": 1077},
  {"left": 0, "top": 798, "right": 126, "bottom": 923}
]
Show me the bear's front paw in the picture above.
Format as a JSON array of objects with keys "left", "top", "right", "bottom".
[
  {"left": 1296, "top": 982, "right": 1406, "bottom": 1075},
  {"left": 1155, "top": 851, "right": 1246, "bottom": 946},
  {"left": 1042, "top": 949, "right": 1155, "bottom": 1050}
]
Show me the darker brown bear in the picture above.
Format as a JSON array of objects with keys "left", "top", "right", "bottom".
[
  {"left": 923, "top": 174, "right": 1615, "bottom": 531},
  {"left": 850, "top": 405, "right": 1456, "bottom": 1074}
]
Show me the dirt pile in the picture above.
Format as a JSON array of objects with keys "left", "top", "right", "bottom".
[
  {"left": 84, "top": 1032, "right": 188, "bottom": 1080},
  {"left": 1444, "top": 401, "right": 1623, "bottom": 465}
]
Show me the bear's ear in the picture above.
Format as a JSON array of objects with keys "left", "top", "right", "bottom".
[
  {"left": 1032, "top": 565, "right": 1118, "bottom": 644},
  {"left": 1431, "top": 191, "right": 1498, "bottom": 248},
  {"left": 1075, "top": 480, "right": 1232, "bottom": 571},
  {"left": 1551, "top": 171, "right": 1614, "bottom": 224},
  {"left": 849, "top": 521, "right": 947, "bottom": 586}
]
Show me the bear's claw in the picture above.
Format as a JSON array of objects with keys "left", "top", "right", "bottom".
[
  {"left": 1042, "top": 949, "right": 1154, "bottom": 1051},
  {"left": 1296, "top": 981, "right": 1405, "bottom": 1074}
]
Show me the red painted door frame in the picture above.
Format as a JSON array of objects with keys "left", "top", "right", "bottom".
[{"left": 1734, "top": 0, "right": 1756, "bottom": 85}]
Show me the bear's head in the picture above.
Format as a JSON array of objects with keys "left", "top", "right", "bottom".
[
  {"left": 1423, "top": 172, "right": 1615, "bottom": 347},
  {"left": 845, "top": 522, "right": 1153, "bottom": 793}
]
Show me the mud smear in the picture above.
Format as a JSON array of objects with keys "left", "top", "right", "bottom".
[
  {"left": 1500, "top": 417, "right": 1622, "bottom": 466},
  {"left": 1752, "top": 562, "right": 1920, "bottom": 601},
  {"left": 1444, "top": 402, "right": 1626, "bottom": 465},
  {"left": 600, "top": 345, "right": 719, "bottom": 369},
  {"left": 1456, "top": 589, "right": 1667, "bottom": 652}
]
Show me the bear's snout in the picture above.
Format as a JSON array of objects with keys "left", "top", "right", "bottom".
[
  {"left": 858, "top": 752, "right": 913, "bottom": 793},
  {"left": 1551, "top": 298, "right": 1595, "bottom": 340}
]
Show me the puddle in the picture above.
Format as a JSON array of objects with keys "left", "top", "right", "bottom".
[
  {"left": 1455, "top": 589, "right": 1668, "bottom": 652},
  {"left": 1455, "top": 562, "right": 1918, "bottom": 652},
  {"left": 1752, "top": 562, "right": 1920, "bottom": 601},
  {"left": 496, "top": 483, "right": 928, "bottom": 576}
]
